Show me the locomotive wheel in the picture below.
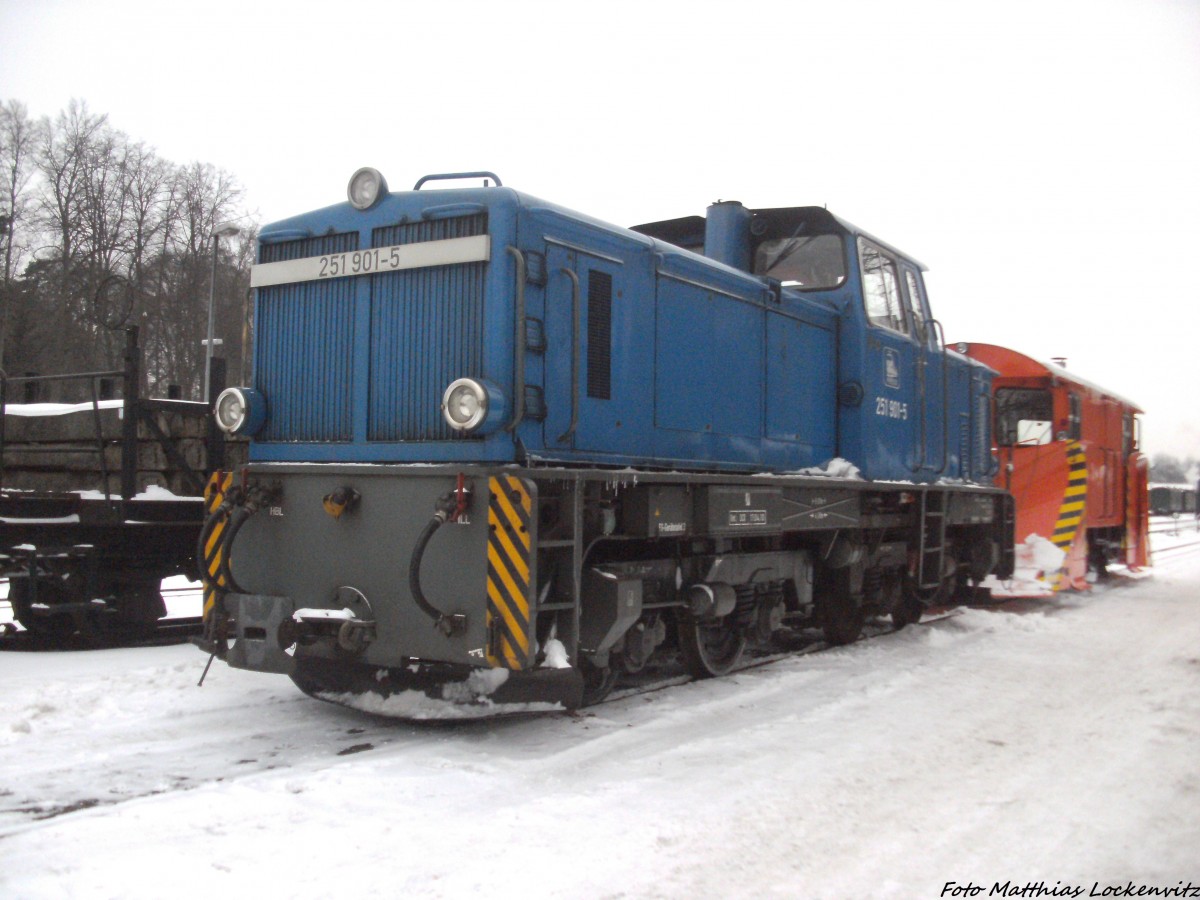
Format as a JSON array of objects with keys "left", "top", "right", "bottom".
[
  {"left": 819, "top": 592, "right": 863, "bottom": 646},
  {"left": 8, "top": 579, "right": 78, "bottom": 639},
  {"left": 890, "top": 594, "right": 924, "bottom": 630},
  {"left": 677, "top": 613, "right": 747, "bottom": 678},
  {"left": 290, "top": 659, "right": 335, "bottom": 700}
]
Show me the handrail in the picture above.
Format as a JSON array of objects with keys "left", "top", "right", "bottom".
[
  {"left": 413, "top": 171, "right": 503, "bottom": 191},
  {"left": 932, "top": 319, "right": 950, "bottom": 475},
  {"left": 88, "top": 374, "right": 111, "bottom": 503},
  {"left": 0, "top": 374, "right": 6, "bottom": 488},
  {"left": 2, "top": 368, "right": 125, "bottom": 384},
  {"left": 504, "top": 247, "right": 526, "bottom": 433},
  {"left": 556, "top": 268, "right": 581, "bottom": 444},
  {"left": 911, "top": 347, "right": 927, "bottom": 475}
]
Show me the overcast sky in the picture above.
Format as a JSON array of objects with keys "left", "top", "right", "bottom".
[{"left": 2, "top": 0, "right": 1198, "bottom": 459}]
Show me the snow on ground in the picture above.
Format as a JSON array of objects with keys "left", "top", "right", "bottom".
[{"left": 1, "top": 531, "right": 1198, "bottom": 899}]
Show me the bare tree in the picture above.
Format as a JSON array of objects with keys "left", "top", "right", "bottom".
[
  {"left": 4, "top": 98, "right": 252, "bottom": 402},
  {"left": 139, "top": 161, "right": 245, "bottom": 397},
  {"left": 0, "top": 99, "right": 44, "bottom": 370}
]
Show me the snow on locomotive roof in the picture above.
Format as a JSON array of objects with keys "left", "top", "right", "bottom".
[{"left": 1035, "top": 356, "right": 1143, "bottom": 413}]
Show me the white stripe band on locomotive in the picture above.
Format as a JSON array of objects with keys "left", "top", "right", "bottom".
[{"left": 250, "top": 235, "right": 491, "bottom": 288}]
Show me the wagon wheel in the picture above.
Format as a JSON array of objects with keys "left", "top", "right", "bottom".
[
  {"left": 8, "top": 578, "right": 78, "bottom": 639},
  {"left": 74, "top": 578, "right": 162, "bottom": 645},
  {"left": 677, "top": 612, "right": 746, "bottom": 678},
  {"left": 74, "top": 605, "right": 150, "bottom": 645}
]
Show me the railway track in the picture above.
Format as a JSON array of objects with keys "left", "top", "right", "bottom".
[
  {"left": 0, "top": 616, "right": 203, "bottom": 650},
  {"left": 1149, "top": 518, "right": 1200, "bottom": 536},
  {"left": 1151, "top": 539, "right": 1200, "bottom": 564}
]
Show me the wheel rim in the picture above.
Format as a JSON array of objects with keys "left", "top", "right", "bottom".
[
  {"left": 9, "top": 579, "right": 78, "bottom": 638},
  {"left": 678, "top": 614, "right": 746, "bottom": 678}
]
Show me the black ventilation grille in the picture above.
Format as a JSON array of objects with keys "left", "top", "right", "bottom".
[
  {"left": 371, "top": 213, "right": 487, "bottom": 247},
  {"left": 586, "top": 270, "right": 612, "bottom": 400},
  {"left": 259, "top": 231, "right": 359, "bottom": 263}
]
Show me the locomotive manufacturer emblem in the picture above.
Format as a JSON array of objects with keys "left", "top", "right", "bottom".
[{"left": 884, "top": 348, "right": 901, "bottom": 389}]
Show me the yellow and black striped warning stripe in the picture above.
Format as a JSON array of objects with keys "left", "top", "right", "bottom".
[
  {"left": 486, "top": 475, "right": 532, "bottom": 669},
  {"left": 1051, "top": 441, "right": 1087, "bottom": 590},
  {"left": 202, "top": 471, "right": 234, "bottom": 621}
]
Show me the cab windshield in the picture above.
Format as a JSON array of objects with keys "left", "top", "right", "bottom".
[{"left": 754, "top": 234, "right": 846, "bottom": 289}]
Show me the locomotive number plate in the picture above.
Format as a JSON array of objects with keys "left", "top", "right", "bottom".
[{"left": 250, "top": 235, "right": 491, "bottom": 288}]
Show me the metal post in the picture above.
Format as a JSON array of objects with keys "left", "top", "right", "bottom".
[
  {"left": 0, "top": 210, "right": 10, "bottom": 373},
  {"left": 121, "top": 327, "right": 140, "bottom": 500},
  {"left": 204, "top": 223, "right": 240, "bottom": 404},
  {"left": 207, "top": 356, "right": 227, "bottom": 472}
]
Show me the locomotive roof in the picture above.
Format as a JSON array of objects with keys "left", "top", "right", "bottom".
[{"left": 959, "top": 342, "right": 1143, "bottom": 413}]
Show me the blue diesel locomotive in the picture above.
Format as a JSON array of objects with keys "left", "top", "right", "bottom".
[{"left": 198, "top": 169, "right": 1013, "bottom": 711}]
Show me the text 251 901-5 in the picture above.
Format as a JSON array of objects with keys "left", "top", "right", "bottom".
[
  {"left": 318, "top": 248, "right": 399, "bottom": 279},
  {"left": 875, "top": 397, "right": 908, "bottom": 420}
]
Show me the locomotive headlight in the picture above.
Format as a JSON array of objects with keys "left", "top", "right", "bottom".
[
  {"left": 441, "top": 378, "right": 507, "bottom": 435},
  {"left": 214, "top": 387, "right": 267, "bottom": 436},
  {"left": 347, "top": 167, "right": 388, "bottom": 210}
]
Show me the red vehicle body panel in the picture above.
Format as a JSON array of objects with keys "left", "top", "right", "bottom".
[{"left": 958, "top": 343, "right": 1149, "bottom": 589}]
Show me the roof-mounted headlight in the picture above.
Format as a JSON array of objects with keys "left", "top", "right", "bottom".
[
  {"left": 214, "top": 387, "right": 267, "bottom": 436},
  {"left": 441, "top": 378, "right": 507, "bottom": 435},
  {"left": 347, "top": 167, "right": 388, "bottom": 210}
]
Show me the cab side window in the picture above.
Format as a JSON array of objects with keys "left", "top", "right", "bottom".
[
  {"left": 1067, "top": 393, "right": 1082, "bottom": 440},
  {"left": 996, "top": 388, "right": 1053, "bottom": 445},
  {"left": 903, "top": 267, "right": 937, "bottom": 349},
  {"left": 859, "top": 239, "right": 907, "bottom": 334}
]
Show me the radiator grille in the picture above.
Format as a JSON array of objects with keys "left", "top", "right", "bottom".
[
  {"left": 368, "top": 216, "right": 488, "bottom": 441},
  {"left": 252, "top": 219, "right": 489, "bottom": 444},
  {"left": 255, "top": 232, "right": 359, "bottom": 442},
  {"left": 974, "top": 390, "right": 990, "bottom": 479}
]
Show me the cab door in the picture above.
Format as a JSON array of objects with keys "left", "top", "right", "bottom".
[
  {"left": 901, "top": 264, "right": 946, "bottom": 475},
  {"left": 858, "top": 238, "right": 921, "bottom": 477}
]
